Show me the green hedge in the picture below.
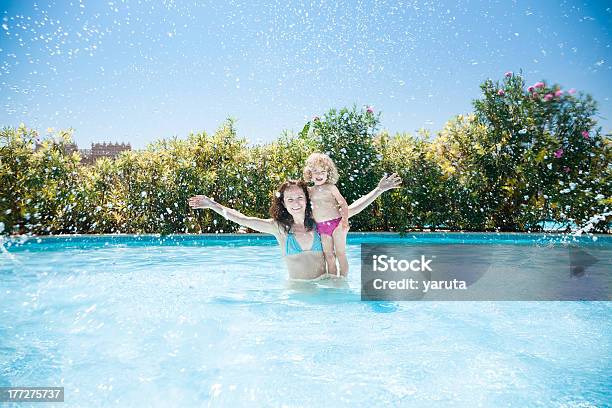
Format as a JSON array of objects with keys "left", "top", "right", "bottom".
[{"left": 1, "top": 73, "right": 610, "bottom": 235}]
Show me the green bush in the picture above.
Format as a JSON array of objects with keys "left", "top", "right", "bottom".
[
  {"left": 307, "top": 105, "right": 382, "bottom": 230},
  {"left": 0, "top": 125, "right": 83, "bottom": 234},
  {"left": 434, "top": 72, "right": 611, "bottom": 231},
  {"left": 0, "top": 74, "right": 610, "bottom": 235}
]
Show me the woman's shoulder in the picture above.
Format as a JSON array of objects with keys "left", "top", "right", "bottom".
[{"left": 272, "top": 220, "right": 289, "bottom": 236}]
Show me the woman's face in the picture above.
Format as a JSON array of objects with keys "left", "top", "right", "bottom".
[{"left": 283, "top": 185, "right": 307, "bottom": 218}]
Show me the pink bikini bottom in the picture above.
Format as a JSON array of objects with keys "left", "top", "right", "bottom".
[{"left": 316, "top": 217, "right": 342, "bottom": 236}]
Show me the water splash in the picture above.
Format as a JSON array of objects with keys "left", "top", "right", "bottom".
[
  {"left": 572, "top": 211, "right": 612, "bottom": 238},
  {"left": 0, "top": 222, "right": 23, "bottom": 264}
]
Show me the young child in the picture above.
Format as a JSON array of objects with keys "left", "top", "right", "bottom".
[{"left": 303, "top": 153, "right": 349, "bottom": 277}]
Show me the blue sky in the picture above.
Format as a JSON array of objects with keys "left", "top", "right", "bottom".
[{"left": 1, "top": 0, "right": 610, "bottom": 148}]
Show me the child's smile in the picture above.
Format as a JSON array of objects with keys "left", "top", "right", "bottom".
[{"left": 310, "top": 167, "right": 328, "bottom": 185}]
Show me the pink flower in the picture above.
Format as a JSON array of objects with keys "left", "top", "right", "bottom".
[
  {"left": 505, "top": 71, "right": 513, "bottom": 78},
  {"left": 581, "top": 130, "right": 590, "bottom": 139},
  {"left": 554, "top": 90, "right": 564, "bottom": 97},
  {"left": 532, "top": 92, "right": 540, "bottom": 99},
  {"left": 527, "top": 86, "right": 534, "bottom": 92},
  {"left": 563, "top": 166, "right": 571, "bottom": 173},
  {"left": 497, "top": 89, "right": 505, "bottom": 96},
  {"left": 543, "top": 93, "right": 554, "bottom": 101},
  {"left": 534, "top": 82, "right": 545, "bottom": 89},
  {"left": 366, "top": 106, "right": 374, "bottom": 114},
  {"left": 568, "top": 88, "right": 576, "bottom": 95},
  {"left": 554, "top": 148, "right": 564, "bottom": 158}
]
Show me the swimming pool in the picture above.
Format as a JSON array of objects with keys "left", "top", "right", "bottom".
[{"left": 1, "top": 233, "right": 610, "bottom": 407}]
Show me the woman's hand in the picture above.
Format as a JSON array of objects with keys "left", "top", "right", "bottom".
[
  {"left": 188, "top": 195, "right": 215, "bottom": 209},
  {"left": 377, "top": 173, "right": 402, "bottom": 192}
]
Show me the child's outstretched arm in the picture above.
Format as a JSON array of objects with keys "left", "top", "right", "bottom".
[
  {"left": 188, "top": 195, "right": 278, "bottom": 235},
  {"left": 348, "top": 173, "right": 402, "bottom": 218},
  {"left": 330, "top": 185, "right": 349, "bottom": 230}
]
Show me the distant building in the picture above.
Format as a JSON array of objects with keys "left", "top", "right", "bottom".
[
  {"left": 33, "top": 141, "right": 131, "bottom": 164},
  {"left": 80, "top": 142, "right": 131, "bottom": 164},
  {"left": 64, "top": 142, "right": 79, "bottom": 155}
]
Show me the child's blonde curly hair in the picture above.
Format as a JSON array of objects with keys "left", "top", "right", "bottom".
[{"left": 303, "top": 152, "right": 340, "bottom": 184}]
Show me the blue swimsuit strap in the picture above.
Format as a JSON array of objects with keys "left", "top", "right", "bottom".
[
  {"left": 286, "top": 229, "right": 323, "bottom": 255},
  {"left": 311, "top": 229, "right": 323, "bottom": 252}
]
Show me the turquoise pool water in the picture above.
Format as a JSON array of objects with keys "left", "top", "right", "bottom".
[{"left": 1, "top": 233, "right": 610, "bottom": 407}]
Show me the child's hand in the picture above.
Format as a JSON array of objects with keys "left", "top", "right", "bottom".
[
  {"left": 188, "top": 195, "right": 215, "bottom": 209},
  {"left": 377, "top": 173, "right": 402, "bottom": 192}
]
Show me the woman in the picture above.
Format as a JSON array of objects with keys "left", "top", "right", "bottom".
[{"left": 187, "top": 173, "right": 402, "bottom": 280}]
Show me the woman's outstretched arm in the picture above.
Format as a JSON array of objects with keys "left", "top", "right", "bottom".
[
  {"left": 188, "top": 195, "right": 278, "bottom": 235},
  {"left": 348, "top": 173, "right": 402, "bottom": 218}
]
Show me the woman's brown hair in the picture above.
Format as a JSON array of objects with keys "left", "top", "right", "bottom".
[{"left": 269, "top": 180, "right": 316, "bottom": 233}]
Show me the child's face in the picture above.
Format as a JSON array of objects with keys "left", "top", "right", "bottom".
[{"left": 310, "top": 166, "right": 328, "bottom": 185}]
